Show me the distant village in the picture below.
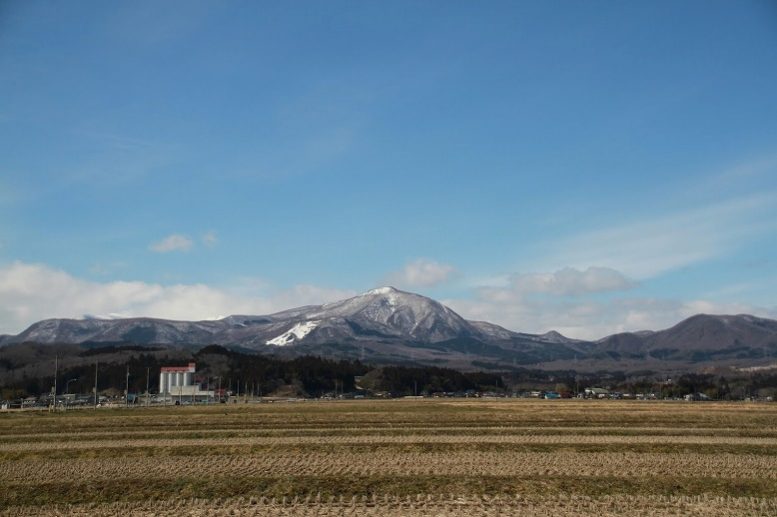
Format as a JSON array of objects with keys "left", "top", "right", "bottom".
[{"left": 2, "top": 359, "right": 774, "bottom": 411}]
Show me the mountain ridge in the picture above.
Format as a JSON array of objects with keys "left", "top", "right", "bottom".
[{"left": 3, "top": 288, "right": 777, "bottom": 371}]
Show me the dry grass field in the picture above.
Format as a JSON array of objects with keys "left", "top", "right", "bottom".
[{"left": 2, "top": 399, "right": 777, "bottom": 516}]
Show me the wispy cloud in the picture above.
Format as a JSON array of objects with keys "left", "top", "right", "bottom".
[
  {"left": 386, "top": 259, "right": 456, "bottom": 288},
  {"left": 149, "top": 234, "right": 193, "bottom": 253},
  {"left": 535, "top": 192, "right": 777, "bottom": 279},
  {"left": 201, "top": 231, "right": 218, "bottom": 248},
  {"left": 88, "top": 261, "right": 128, "bottom": 276},
  {"left": 510, "top": 267, "right": 635, "bottom": 296},
  {"left": 102, "top": 2, "right": 215, "bottom": 47},
  {"left": 709, "top": 154, "right": 777, "bottom": 185},
  {"left": 225, "top": 79, "right": 366, "bottom": 182},
  {"left": 0, "top": 175, "right": 23, "bottom": 206},
  {"left": 445, "top": 190, "right": 777, "bottom": 338},
  {"left": 445, "top": 163, "right": 777, "bottom": 338},
  {"left": 63, "top": 128, "right": 179, "bottom": 188},
  {"left": 445, "top": 292, "right": 776, "bottom": 341}
]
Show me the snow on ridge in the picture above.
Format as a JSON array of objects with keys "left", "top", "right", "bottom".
[
  {"left": 266, "top": 320, "right": 320, "bottom": 346},
  {"left": 83, "top": 313, "right": 127, "bottom": 320},
  {"left": 366, "top": 286, "right": 398, "bottom": 296}
]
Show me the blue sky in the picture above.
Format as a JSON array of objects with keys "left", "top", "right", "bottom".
[{"left": 1, "top": 1, "right": 776, "bottom": 338}]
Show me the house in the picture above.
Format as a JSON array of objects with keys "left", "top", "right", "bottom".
[{"left": 584, "top": 387, "right": 610, "bottom": 399}]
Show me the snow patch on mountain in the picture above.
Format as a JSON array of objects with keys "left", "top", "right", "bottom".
[
  {"left": 365, "top": 286, "right": 400, "bottom": 307},
  {"left": 366, "top": 286, "right": 397, "bottom": 296},
  {"left": 266, "top": 320, "right": 320, "bottom": 346}
]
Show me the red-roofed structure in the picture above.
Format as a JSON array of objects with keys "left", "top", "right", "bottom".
[
  {"left": 159, "top": 363, "right": 196, "bottom": 394},
  {"left": 160, "top": 363, "right": 196, "bottom": 374}
]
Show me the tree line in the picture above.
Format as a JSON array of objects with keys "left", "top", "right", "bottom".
[
  {"left": 0, "top": 345, "right": 502, "bottom": 399},
  {"left": 2, "top": 343, "right": 777, "bottom": 400}
]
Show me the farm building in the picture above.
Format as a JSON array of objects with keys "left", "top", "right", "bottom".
[
  {"left": 159, "top": 363, "right": 196, "bottom": 395},
  {"left": 159, "top": 363, "right": 215, "bottom": 403},
  {"left": 584, "top": 387, "right": 610, "bottom": 399}
]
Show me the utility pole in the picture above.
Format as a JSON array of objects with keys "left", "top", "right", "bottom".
[
  {"left": 65, "top": 378, "right": 77, "bottom": 410},
  {"left": 125, "top": 365, "right": 130, "bottom": 407},
  {"left": 52, "top": 354, "right": 58, "bottom": 411},
  {"left": 94, "top": 361, "right": 98, "bottom": 409},
  {"left": 145, "top": 367, "right": 150, "bottom": 407}
]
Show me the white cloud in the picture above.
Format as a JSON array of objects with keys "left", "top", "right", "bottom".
[
  {"left": 0, "top": 261, "right": 354, "bottom": 335},
  {"left": 149, "top": 234, "right": 193, "bottom": 253},
  {"left": 511, "top": 267, "right": 635, "bottom": 296},
  {"left": 442, "top": 182, "right": 777, "bottom": 340},
  {"left": 267, "top": 284, "right": 358, "bottom": 310},
  {"left": 387, "top": 259, "right": 456, "bottom": 288},
  {"left": 445, "top": 291, "right": 775, "bottom": 341},
  {"left": 201, "top": 231, "right": 218, "bottom": 248},
  {"left": 2, "top": 259, "right": 774, "bottom": 344},
  {"left": 89, "top": 261, "right": 128, "bottom": 276}
]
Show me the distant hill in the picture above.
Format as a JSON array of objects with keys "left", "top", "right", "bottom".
[{"left": 594, "top": 314, "right": 777, "bottom": 363}]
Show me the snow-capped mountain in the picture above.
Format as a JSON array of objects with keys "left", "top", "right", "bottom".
[
  {"left": 1, "top": 287, "right": 565, "bottom": 366},
  {"left": 212, "top": 287, "right": 504, "bottom": 348},
  {"left": 7, "top": 317, "right": 223, "bottom": 346},
  {"left": 300, "top": 287, "right": 481, "bottom": 342},
  {"left": 2, "top": 287, "right": 490, "bottom": 346},
  {"left": 4, "top": 287, "right": 777, "bottom": 370}
]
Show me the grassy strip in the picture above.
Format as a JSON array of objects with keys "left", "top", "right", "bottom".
[
  {"left": 4, "top": 415, "right": 775, "bottom": 431},
  {"left": 3, "top": 474, "right": 777, "bottom": 507},
  {"left": 6, "top": 426, "right": 777, "bottom": 444},
  {"left": 3, "top": 401, "right": 776, "bottom": 433},
  {"left": 3, "top": 441, "right": 777, "bottom": 461}
]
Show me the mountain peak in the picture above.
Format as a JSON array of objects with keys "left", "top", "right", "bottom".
[
  {"left": 304, "top": 286, "right": 475, "bottom": 343},
  {"left": 365, "top": 286, "right": 400, "bottom": 296},
  {"left": 539, "top": 330, "right": 573, "bottom": 343}
]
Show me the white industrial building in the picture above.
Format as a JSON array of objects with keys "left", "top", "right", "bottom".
[
  {"left": 158, "top": 363, "right": 214, "bottom": 403},
  {"left": 159, "top": 363, "right": 196, "bottom": 394}
]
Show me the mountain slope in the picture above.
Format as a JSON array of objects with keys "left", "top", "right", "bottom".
[
  {"left": 10, "top": 317, "right": 223, "bottom": 346},
  {"left": 593, "top": 314, "right": 777, "bottom": 362}
]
